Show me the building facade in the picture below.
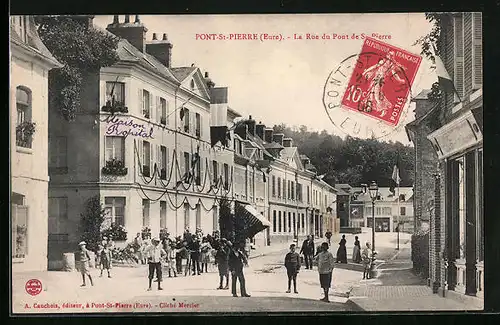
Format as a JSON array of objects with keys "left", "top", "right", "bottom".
[
  {"left": 10, "top": 16, "right": 62, "bottom": 271},
  {"left": 407, "top": 13, "right": 483, "bottom": 302}
]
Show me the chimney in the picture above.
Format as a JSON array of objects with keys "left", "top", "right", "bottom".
[
  {"left": 264, "top": 128, "right": 273, "bottom": 143},
  {"left": 246, "top": 115, "right": 256, "bottom": 136},
  {"left": 256, "top": 122, "right": 265, "bottom": 140},
  {"left": 145, "top": 32, "right": 173, "bottom": 67},
  {"left": 204, "top": 72, "right": 215, "bottom": 89},
  {"left": 273, "top": 133, "right": 284, "bottom": 146},
  {"left": 107, "top": 15, "right": 148, "bottom": 53},
  {"left": 283, "top": 138, "right": 293, "bottom": 147},
  {"left": 113, "top": 15, "right": 119, "bottom": 24}
]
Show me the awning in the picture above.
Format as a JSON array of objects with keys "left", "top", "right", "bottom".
[{"left": 234, "top": 202, "right": 271, "bottom": 239}]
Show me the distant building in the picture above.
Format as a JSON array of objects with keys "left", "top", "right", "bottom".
[
  {"left": 334, "top": 184, "right": 353, "bottom": 228},
  {"left": 10, "top": 16, "right": 62, "bottom": 271}
]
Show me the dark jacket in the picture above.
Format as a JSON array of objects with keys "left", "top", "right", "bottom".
[
  {"left": 176, "top": 246, "right": 189, "bottom": 259},
  {"left": 228, "top": 249, "right": 246, "bottom": 272},
  {"left": 189, "top": 240, "right": 201, "bottom": 255},
  {"left": 300, "top": 239, "right": 315, "bottom": 255},
  {"left": 215, "top": 246, "right": 229, "bottom": 264},
  {"left": 284, "top": 252, "right": 301, "bottom": 271}
]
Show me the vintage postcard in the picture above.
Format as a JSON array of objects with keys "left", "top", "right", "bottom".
[{"left": 10, "top": 13, "right": 483, "bottom": 314}]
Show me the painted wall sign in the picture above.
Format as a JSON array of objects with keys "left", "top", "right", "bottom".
[{"left": 102, "top": 115, "right": 154, "bottom": 139}]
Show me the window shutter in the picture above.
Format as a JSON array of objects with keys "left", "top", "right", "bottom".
[
  {"left": 453, "top": 14, "right": 464, "bottom": 102},
  {"left": 138, "top": 89, "right": 143, "bottom": 116},
  {"left": 101, "top": 81, "right": 107, "bottom": 109},
  {"left": 472, "top": 13, "right": 482, "bottom": 89},
  {"left": 156, "top": 96, "right": 161, "bottom": 123},
  {"left": 157, "top": 145, "right": 161, "bottom": 171},
  {"left": 149, "top": 92, "right": 154, "bottom": 120},
  {"left": 200, "top": 115, "right": 204, "bottom": 138},
  {"left": 166, "top": 100, "right": 170, "bottom": 125},
  {"left": 138, "top": 139, "right": 143, "bottom": 175},
  {"left": 200, "top": 155, "right": 204, "bottom": 183},
  {"left": 150, "top": 143, "right": 154, "bottom": 171}
]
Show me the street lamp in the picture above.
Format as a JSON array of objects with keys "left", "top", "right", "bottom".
[{"left": 368, "top": 181, "right": 378, "bottom": 255}]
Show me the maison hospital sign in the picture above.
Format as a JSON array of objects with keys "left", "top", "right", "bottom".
[{"left": 102, "top": 115, "right": 154, "bottom": 139}]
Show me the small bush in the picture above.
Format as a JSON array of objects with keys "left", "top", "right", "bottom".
[{"left": 411, "top": 229, "right": 429, "bottom": 279}]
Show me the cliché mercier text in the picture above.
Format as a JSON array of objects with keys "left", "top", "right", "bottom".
[
  {"left": 102, "top": 115, "right": 154, "bottom": 139},
  {"left": 195, "top": 32, "right": 391, "bottom": 42}
]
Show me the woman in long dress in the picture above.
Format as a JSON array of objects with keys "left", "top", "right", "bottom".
[
  {"left": 336, "top": 235, "right": 348, "bottom": 263},
  {"left": 352, "top": 236, "right": 362, "bottom": 263}
]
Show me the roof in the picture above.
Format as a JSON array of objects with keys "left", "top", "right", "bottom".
[
  {"left": 227, "top": 107, "right": 242, "bottom": 118},
  {"left": 10, "top": 16, "right": 62, "bottom": 68},
  {"left": 405, "top": 102, "right": 439, "bottom": 129},
  {"left": 356, "top": 187, "right": 414, "bottom": 203},
  {"left": 335, "top": 188, "right": 350, "bottom": 196},
  {"left": 264, "top": 142, "right": 284, "bottom": 150},
  {"left": 279, "top": 147, "right": 297, "bottom": 162},
  {"left": 412, "top": 89, "right": 432, "bottom": 101},
  {"left": 171, "top": 66, "right": 197, "bottom": 82}
]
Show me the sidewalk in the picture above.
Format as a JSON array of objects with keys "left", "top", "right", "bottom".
[{"left": 347, "top": 247, "right": 483, "bottom": 311}]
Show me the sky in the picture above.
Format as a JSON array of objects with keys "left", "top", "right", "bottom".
[{"left": 94, "top": 14, "right": 436, "bottom": 145}]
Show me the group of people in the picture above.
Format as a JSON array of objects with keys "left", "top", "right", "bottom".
[
  {"left": 77, "top": 236, "right": 115, "bottom": 287},
  {"left": 335, "top": 234, "right": 376, "bottom": 279}
]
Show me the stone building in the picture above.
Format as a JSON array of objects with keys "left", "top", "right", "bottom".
[
  {"left": 407, "top": 12, "right": 483, "bottom": 303},
  {"left": 10, "top": 16, "right": 62, "bottom": 271}
]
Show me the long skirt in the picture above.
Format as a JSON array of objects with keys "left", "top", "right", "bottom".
[
  {"left": 336, "top": 246, "right": 347, "bottom": 263},
  {"left": 352, "top": 246, "right": 362, "bottom": 263}
]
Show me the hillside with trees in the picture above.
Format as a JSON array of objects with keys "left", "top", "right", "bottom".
[{"left": 272, "top": 124, "right": 415, "bottom": 189}]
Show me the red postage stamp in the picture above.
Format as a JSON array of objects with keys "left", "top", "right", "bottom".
[
  {"left": 340, "top": 37, "right": 422, "bottom": 126},
  {"left": 25, "top": 279, "right": 42, "bottom": 296}
]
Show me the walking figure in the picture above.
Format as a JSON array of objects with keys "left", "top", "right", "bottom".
[
  {"left": 77, "top": 241, "right": 94, "bottom": 287},
  {"left": 352, "top": 236, "right": 362, "bottom": 263},
  {"left": 145, "top": 238, "right": 166, "bottom": 291},
  {"left": 215, "top": 238, "right": 230, "bottom": 290},
  {"left": 362, "top": 242, "right": 372, "bottom": 280},
  {"left": 284, "top": 244, "right": 301, "bottom": 294},
  {"left": 299, "top": 235, "right": 315, "bottom": 270},
  {"left": 315, "top": 242, "right": 335, "bottom": 303},
  {"left": 336, "top": 235, "right": 348, "bottom": 263}
]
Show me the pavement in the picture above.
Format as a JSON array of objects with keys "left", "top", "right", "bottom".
[{"left": 347, "top": 244, "right": 484, "bottom": 311}]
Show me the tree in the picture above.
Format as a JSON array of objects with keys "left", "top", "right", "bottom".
[
  {"left": 35, "top": 16, "right": 119, "bottom": 121},
  {"left": 218, "top": 198, "right": 234, "bottom": 242},
  {"left": 79, "top": 196, "right": 106, "bottom": 252}
]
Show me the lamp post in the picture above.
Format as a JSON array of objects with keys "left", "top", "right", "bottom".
[{"left": 368, "top": 181, "right": 379, "bottom": 256}]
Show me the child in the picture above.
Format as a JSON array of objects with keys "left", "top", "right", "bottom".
[
  {"left": 361, "top": 242, "right": 372, "bottom": 280},
  {"left": 98, "top": 244, "right": 112, "bottom": 278},
  {"left": 284, "top": 244, "right": 301, "bottom": 294},
  {"left": 200, "top": 237, "right": 212, "bottom": 273},
  {"left": 77, "top": 241, "right": 94, "bottom": 287},
  {"left": 166, "top": 243, "right": 177, "bottom": 278}
]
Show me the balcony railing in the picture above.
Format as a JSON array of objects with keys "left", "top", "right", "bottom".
[
  {"left": 102, "top": 159, "right": 128, "bottom": 176},
  {"left": 101, "top": 100, "right": 128, "bottom": 114},
  {"left": 16, "top": 121, "right": 35, "bottom": 148}
]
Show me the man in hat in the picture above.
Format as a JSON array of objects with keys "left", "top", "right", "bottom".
[
  {"left": 314, "top": 242, "right": 335, "bottom": 302},
  {"left": 228, "top": 241, "right": 250, "bottom": 297},
  {"left": 77, "top": 241, "right": 94, "bottom": 287},
  {"left": 215, "top": 238, "right": 230, "bottom": 290},
  {"left": 144, "top": 238, "right": 166, "bottom": 291}
]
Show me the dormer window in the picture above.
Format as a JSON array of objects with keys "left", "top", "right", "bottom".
[{"left": 11, "top": 16, "right": 27, "bottom": 43}]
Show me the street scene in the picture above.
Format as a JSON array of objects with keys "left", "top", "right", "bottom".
[{"left": 10, "top": 13, "right": 483, "bottom": 314}]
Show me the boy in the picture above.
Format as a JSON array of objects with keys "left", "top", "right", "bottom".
[
  {"left": 77, "top": 241, "right": 94, "bottom": 287},
  {"left": 165, "top": 243, "right": 177, "bottom": 278},
  {"left": 98, "top": 244, "right": 112, "bottom": 278},
  {"left": 284, "top": 244, "right": 301, "bottom": 294}
]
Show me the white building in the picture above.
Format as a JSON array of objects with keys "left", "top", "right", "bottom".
[{"left": 10, "top": 16, "right": 62, "bottom": 271}]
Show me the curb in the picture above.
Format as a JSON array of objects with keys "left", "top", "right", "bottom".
[{"left": 345, "top": 299, "right": 366, "bottom": 312}]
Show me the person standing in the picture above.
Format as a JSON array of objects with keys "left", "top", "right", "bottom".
[
  {"left": 98, "top": 244, "right": 112, "bottom": 278},
  {"left": 133, "top": 233, "right": 144, "bottom": 264},
  {"left": 325, "top": 231, "right": 332, "bottom": 245},
  {"left": 165, "top": 242, "right": 177, "bottom": 278},
  {"left": 352, "top": 236, "right": 362, "bottom": 263},
  {"left": 189, "top": 237, "right": 201, "bottom": 275},
  {"left": 299, "top": 235, "right": 315, "bottom": 270},
  {"left": 361, "top": 242, "right": 372, "bottom": 280},
  {"left": 228, "top": 242, "right": 250, "bottom": 297},
  {"left": 145, "top": 238, "right": 166, "bottom": 291},
  {"left": 200, "top": 237, "right": 212, "bottom": 273},
  {"left": 284, "top": 244, "right": 301, "bottom": 294},
  {"left": 77, "top": 241, "right": 94, "bottom": 287},
  {"left": 336, "top": 235, "right": 348, "bottom": 263},
  {"left": 215, "top": 238, "right": 230, "bottom": 290},
  {"left": 315, "top": 242, "right": 335, "bottom": 302}
]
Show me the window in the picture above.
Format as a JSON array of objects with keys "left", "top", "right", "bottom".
[
  {"left": 277, "top": 177, "right": 281, "bottom": 198},
  {"left": 291, "top": 182, "right": 295, "bottom": 200},
  {"left": 142, "top": 141, "right": 151, "bottom": 177},
  {"left": 183, "top": 108, "right": 190, "bottom": 133},
  {"left": 104, "top": 197, "right": 125, "bottom": 226},
  {"left": 195, "top": 113, "right": 201, "bottom": 137},
  {"left": 223, "top": 163, "right": 229, "bottom": 190},
  {"left": 49, "top": 197, "right": 68, "bottom": 220},
  {"left": 325, "top": 194, "right": 327, "bottom": 207},
  {"left": 453, "top": 14, "right": 465, "bottom": 103},
  {"left": 196, "top": 204, "right": 201, "bottom": 229},
  {"left": 160, "top": 146, "right": 167, "bottom": 180},
  {"left": 400, "top": 207, "right": 406, "bottom": 216},
  {"left": 160, "top": 97, "right": 167, "bottom": 125},
  {"left": 382, "top": 207, "right": 391, "bottom": 215},
  {"left": 287, "top": 180, "right": 291, "bottom": 199},
  {"left": 288, "top": 212, "right": 292, "bottom": 233},
  {"left": 212, "top": 160, "right": 219, "bottom": 184},
  {"left": 272, "top": 176, "right": 276, "bottom": 197},
  {"left": 273, "top": 210, "right": 277, "bottom": 233},
  {"left": 252, "top": 169, "right": 256, "bottom": 198},
  {"left": 142, "top": 199, "right": 150, "bottom": 227},
  {"left": 49, "top": 137, "right": 68, "bottom": 174},
  {"left": 142, "top": 89, "right": 150, "bottom": 118},
  {"left": 339, "top": 202, "right": 345, "bottom": 212},
  {"left": 213, "top": 206, "right": 219, "bottom": 231},
  {"left": 105, "top": 136, "right": 125, "bottom": 162},
  {"left": 293, "top": 213, "right": 296, "bottom": 234},
  {"left": 195, "top": 154, "right": 201, "bottom": 185},
  {"left": 376, "top": 207, "right": 382, "bottom": 215},
  {"left": 16, "top": 86, "right": 32, "bottom": 148},
  {"left": 105, "top": 82, "right": 125, "bottom": 105},
  {"left": 472, "top": 13, "right": 482, "bottom": 89},
  {"left": 160, "top": 201, "right": 167, "bottom": 229},
  {"left": 283, "top": 211, "right": 287, "bottom": 233},
  {"left": 278, "top": 211, "right": 282, "bottom": 232},
  {"left": 11, "top": 16, "right": 27, "bottom": 42},
  {"left": 12, "top": 201, "right": 28, "bottom": 258},
  {"left": 183, "top": 152, "right": 190, "bottom": 182},
  {"left": 184, "top": 203, "right": 190, "bottom": 229},
  {"left": 307, "top": 185, "right": 310, "bottom": 203}
]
